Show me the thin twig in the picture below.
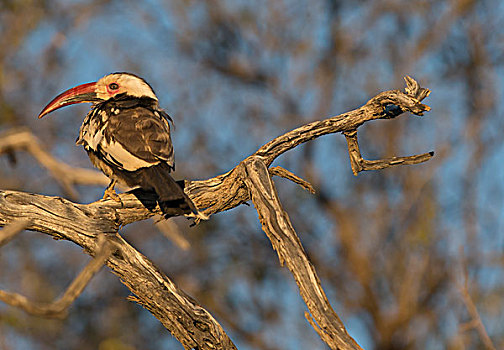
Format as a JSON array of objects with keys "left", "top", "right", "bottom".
[
  {"left": 0, "top": 219, "right": 31, "bottom": 247},
  {"left": 457, "top": 248, "right": 496, "bottom": 350},
  {"left": 0, "top": 128, "right": 109, "bottom": 200},
  {"left": 269, "top": 166, "right": 315, "bottom": 193},
  {"left": 0, "top": 234, "right": 113, "bottom": 318},
  {"left": 343, "top": 130, "right": 434, "bottom": 176},
  {"left": 153, "top": 216, "right": 190, "bottom": 250}
]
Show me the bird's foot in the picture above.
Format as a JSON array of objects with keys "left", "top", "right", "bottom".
[
  {"left": 186, "top": 210, "right": 210, "bottom": 225},
  {"left": 103, "top": 187, "right": 122, "bottom": 204}
]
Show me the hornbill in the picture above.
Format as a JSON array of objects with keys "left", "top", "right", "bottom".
[{"left": 38, "top": 72, "right": 204, "bottom": 219}]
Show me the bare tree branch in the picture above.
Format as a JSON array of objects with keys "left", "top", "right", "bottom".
[
  {"left": 0, "top": 77, "right": 432, "bottom": 350},
  {"left": 187, "top": 76, "right": 431, "bottom": 219},
  {"left": 253, "top": 76, "right": 430, "bottom": 167},
  {"left": 269, "top": 166, "right": 315, "bottom": 193},
  {"left": 0, "top": 190, "right": 237, "bottom": 350},
  {"left": 343, "top": 130, "right": 434, "bottom": 176},
  {"left": 458, "top": 250, "right": 497, "bottom": 350},
  {"left": 154, "top": 216, "right": 191, "bottom": 251},
  {"left": 0, "top": 127, "right": 109, "bottom": 200},
  {"left": 0, "top": 234, "right": 112, "bottom": 318},
  {"left": 243, "top": 156, "right": 361, "bottom": 350},
  {"left": 0, "top": 218, "right": 31, "bottom": 247}
]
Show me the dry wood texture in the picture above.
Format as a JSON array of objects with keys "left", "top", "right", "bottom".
[{"left": 0, "top": 77, "right": 431, "bottom": 350}]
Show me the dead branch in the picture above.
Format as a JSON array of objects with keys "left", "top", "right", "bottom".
[
  {"left": 0, "top": 127, "right": 109, "bottom": 200},
  {"left": 253, "top": 75, "right": 430, "bottom": 167},
  {"left": 0, "top": 76, "right": 432, "bottom": 350},
  {"left": 457, "top": 250, "right": 497, "bottom": 350},
  {"left": 0, "top": 218, "right": 31, "bottom": 247},
  {"left": 0, "top": 190, "right": 237, "bottom": 349},
  {"left": 154, "top": 216, "right": 191, "bottom": 250},
  {"left": 269, "top": 166, "right": 315, "bottom": 193},
  {"left": 343, "top": 130, "right": 434, "bottom": 176},
  {"left": 243, "top": 156, "right": 361, "bottom": 350},
  {"left": 0, "top": 235, "right": 113, "bottom": 318}
]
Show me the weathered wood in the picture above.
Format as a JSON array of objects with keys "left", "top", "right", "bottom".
[
  {"left": 269, "top": 166, "right": 316, "bottom": 193},
  {"left": 0, "top": 190, "right": 237, "bottom": 350},
  {"left": 243, "top": 157, "right": 362, "bottom": 350},
  {"left": 0, "top": 128, "right": 109, "bottom": 200},
  {"left": 255, "top": 76, "right": 430, "bottom": 166},
  {"left": 0, "top": 218, "right": 31, "bottom": 246},
  {"left": 343, "top": 130, "right": 434, "bottom": 176},
  {"left": 0, "top": 77, "right": 431, "bottom": 350},
  {"left": 0, "top": 235, "right": 113, "bottom": 318}
]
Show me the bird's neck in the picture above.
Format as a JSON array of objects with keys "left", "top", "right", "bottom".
[{"left": 98, "top": 94, "right": 159, "bottom": 110}]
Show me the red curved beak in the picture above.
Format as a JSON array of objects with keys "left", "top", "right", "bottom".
[{"left": 38, "top": 82, "right": 100, "bottom": 118}]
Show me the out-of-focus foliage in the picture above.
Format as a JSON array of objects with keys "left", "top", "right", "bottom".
[{"left": 1, "top": 0, "right": 503, "bottom": 349}]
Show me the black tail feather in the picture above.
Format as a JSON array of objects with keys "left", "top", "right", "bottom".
[{"left": 126, "top": 163, "right": 199, "bottom": 217}]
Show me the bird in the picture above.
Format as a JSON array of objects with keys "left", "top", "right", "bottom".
[{"left": 38, "top": 72, "right": 204, "bottom": 220}]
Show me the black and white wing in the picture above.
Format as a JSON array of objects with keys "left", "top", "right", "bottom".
[{"left": 100, "top": 107, "right": 174, "bottom": 171}]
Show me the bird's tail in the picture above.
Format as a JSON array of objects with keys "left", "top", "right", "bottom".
[{"left": 133, "top": 163, "right": 206, "bottom": 220}]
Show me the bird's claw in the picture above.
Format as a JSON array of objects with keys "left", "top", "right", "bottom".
[
  {"left": 103, "top": 187, "right": 123, "bottom": 205},
  {"left": 186, "top": 210, "right": 210, "bottom": 225}
]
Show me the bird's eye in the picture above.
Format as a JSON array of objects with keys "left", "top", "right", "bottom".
[{"left": 109, "top": 83, "right": 119, "bottom": 90}]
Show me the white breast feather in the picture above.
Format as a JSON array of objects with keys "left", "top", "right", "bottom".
[{"left": 81, "top": 115, "right": 106, "bottom": 150}]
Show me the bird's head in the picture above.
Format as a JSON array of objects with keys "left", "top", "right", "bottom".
[{"left": 38, "top": 72, "right": 158, "bottom": 118}]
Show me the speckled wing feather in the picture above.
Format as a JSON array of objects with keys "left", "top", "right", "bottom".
[{"left": 101, "top": 106, "right": 175, "bottom": 171}]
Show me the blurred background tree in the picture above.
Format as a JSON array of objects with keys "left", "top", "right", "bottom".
[{"left": 0, "top": 0, "right": 503, "bottom": 349}]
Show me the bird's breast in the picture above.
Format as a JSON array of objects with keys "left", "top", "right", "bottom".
[{"left": 78, "top": 108, "right": 109, "bottom": 150}]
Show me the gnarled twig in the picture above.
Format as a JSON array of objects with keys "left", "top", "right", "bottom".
[
  {"left": 269, "top": 166, "right": 315, "bottom": 193},
  {"left": 0, "top": 235, "right": 113, "bottom": 318},
  {"left": 0, "top": 127, "right": 109, "bottom": 200},
  {"left": 0, "top": 218, "right": 31, "bottom": 247},
  {"left": 343, "top": 130, "right": 434, "bottom": 176}
]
